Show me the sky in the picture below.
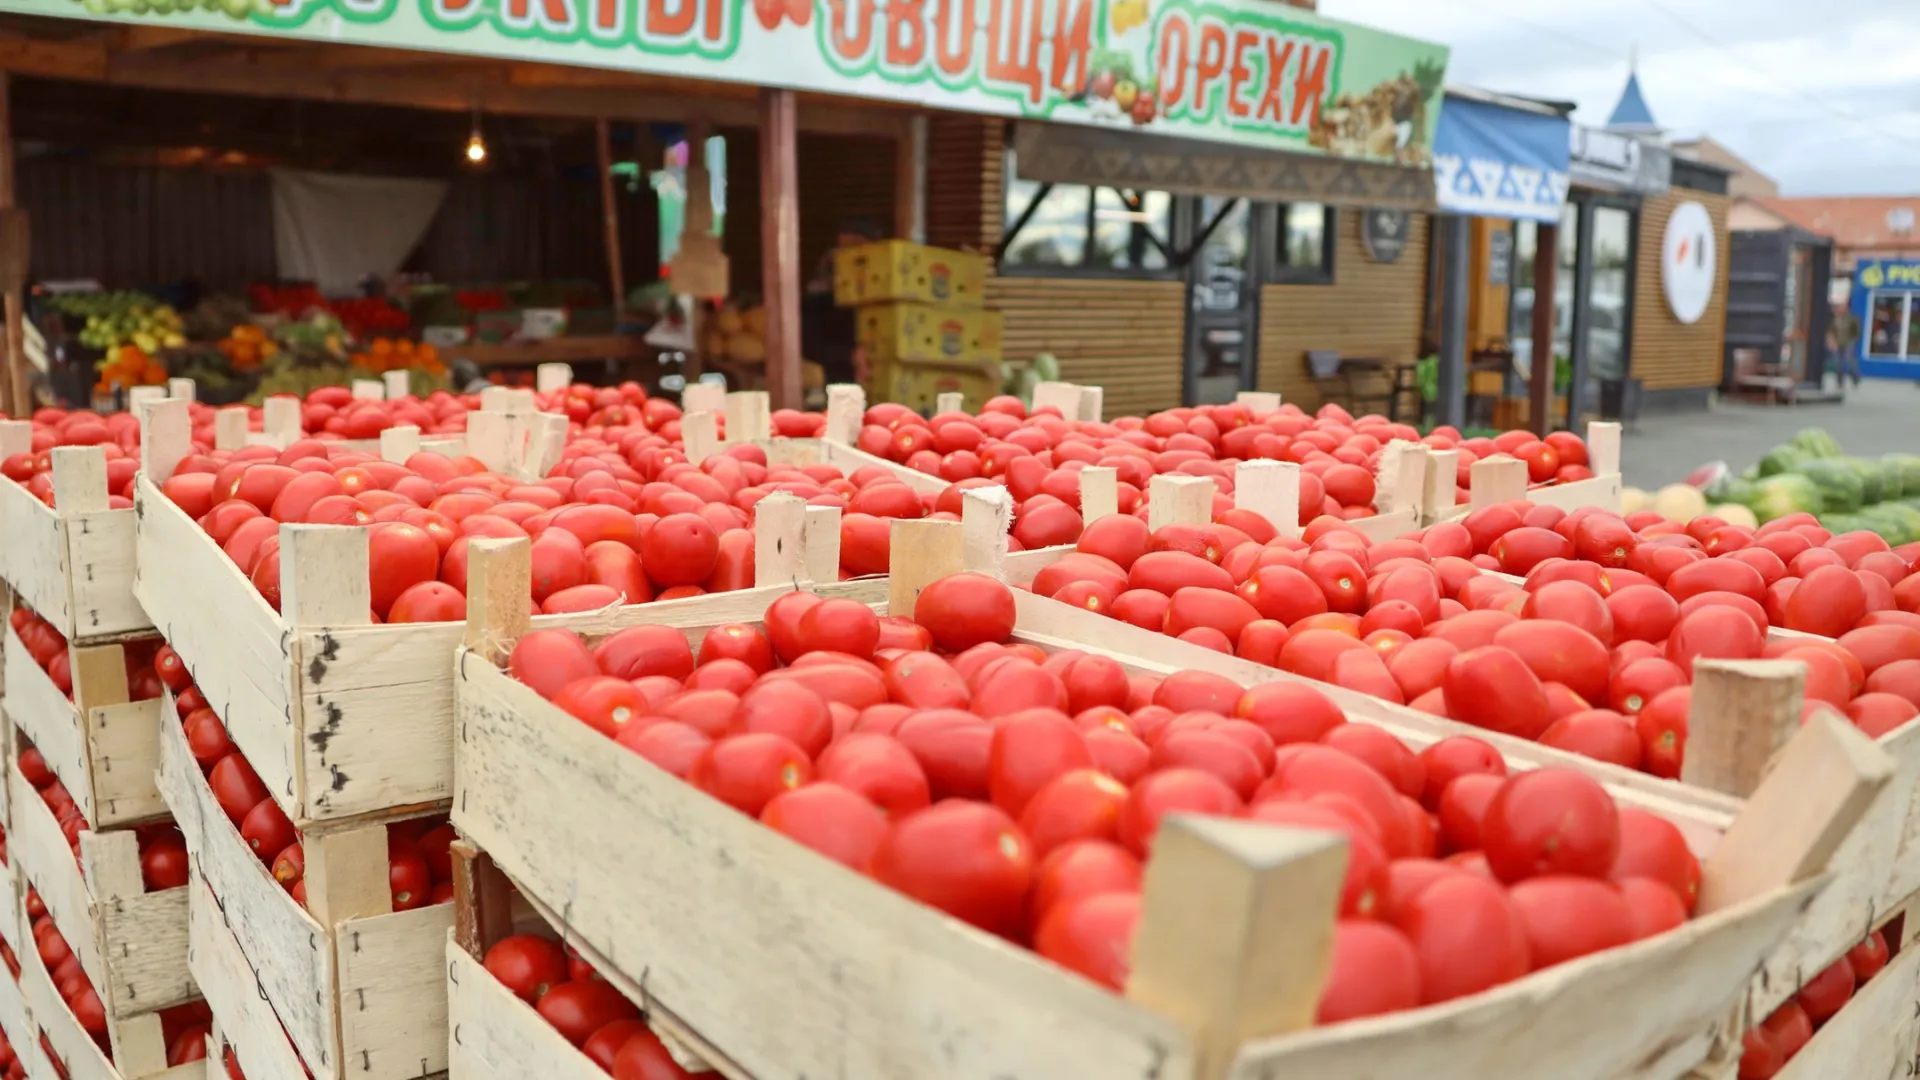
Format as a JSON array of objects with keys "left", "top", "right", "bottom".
[{"left": 1319, "top": 0, "right": 1920, "bottom": 196}]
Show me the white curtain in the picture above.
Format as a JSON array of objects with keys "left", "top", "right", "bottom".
[{"left": 271, "top": 169, "right": 448, "bottom": 293}]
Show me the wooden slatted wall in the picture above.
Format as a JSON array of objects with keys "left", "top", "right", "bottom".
[
  {"left": 929, "top": 117, "right": 1186, "bottom": 419},
  {"left": 1630, "top": 188, "right": 1730, "bottom": 390},
  {"left": 1256, "top": 211, "right": 1430, "bottom": 407}
]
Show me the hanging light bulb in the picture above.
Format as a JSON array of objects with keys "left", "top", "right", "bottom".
[{"left": 465, "top": 104, "right": 487, "bottom": 164}]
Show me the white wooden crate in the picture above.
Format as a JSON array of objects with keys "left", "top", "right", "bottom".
[
  {"left": 0, "top": 928, "right": 30, "bottom": 1069},
  {"left": 443, "top": 938, "right": 611, "bottom": 1080},
  {"left": 0, "top": 435, "right": 150, "bottom": 644},
  {"left": 15, "top": 877, "right": 198, "bottom": 1080},
  {"left": 4, "top": 749, "right": 192, "bottom": 1063},
  {"left": 450, "top": 527, "right": 1881, "bottom": 1080},
  {"left": 158, "top": 711, "right": 451, "bottom": 1080},
  {"left": 2, "top": 621, "right": 168, "bottom": 830},
  {"left": 185, "top": 875, "right": 323, "bottom": 1080},
  {"left": 1762, "top": 913, "right": 1920, "bottom": 1080}
]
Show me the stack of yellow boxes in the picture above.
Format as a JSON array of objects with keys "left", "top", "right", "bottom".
[{"left": 832, "top": 240, "right": 1003, "bottom": 413}]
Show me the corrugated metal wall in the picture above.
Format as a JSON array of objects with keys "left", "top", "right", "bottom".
[
  {"left": 19, "top": 158, "right": 277, "bottom": 289},
  {"left": 17, "top": 158, "right": 657, "bottom": 297}
]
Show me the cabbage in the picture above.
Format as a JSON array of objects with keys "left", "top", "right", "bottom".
[
  {"left": 1798, "top": 458, "right": 1866, "bottom": 513},
  {"left": 1789, "top": 428, "right": 1843, "bottom": 458},
  {"left": 1884, "top": 454, "right": 1920, "bottom": 500},
  {"left": 1748, "top": 473, "right": 1824, "bottom": 523}
]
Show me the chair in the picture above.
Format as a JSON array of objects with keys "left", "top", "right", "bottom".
[{"left": 1305, "top": 350, "right": 1393, "bottom": 416}]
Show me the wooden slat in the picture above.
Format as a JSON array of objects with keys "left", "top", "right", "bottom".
[{"left": 1632, "top": 189, "right": 1731, "bottom": 391}]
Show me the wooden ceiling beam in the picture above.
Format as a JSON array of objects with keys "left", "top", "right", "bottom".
[
  {"left": 0, "top": 32, "right": 108, "bottom": 82},
  {"left": 107, "top": 26, "right": 205, "bottom": 53}
]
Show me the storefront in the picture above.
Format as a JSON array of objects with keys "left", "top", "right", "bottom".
[
  {"left": 1847, "top": 258, "right": 1920, "bottom": 380},
  {"left": 0, "top": 0, "right": 1450, "bottom": 418}
]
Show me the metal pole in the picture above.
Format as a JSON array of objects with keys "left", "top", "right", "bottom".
[
  {"left": 1568, "top": 201, "right": 1596, "bottom": 422},
  {"left": 1437, "top": 214, "right": 1469, "bottom": 430}
]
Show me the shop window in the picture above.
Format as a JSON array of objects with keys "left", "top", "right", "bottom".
[
  {"left": 1869, "top": 292, "right": 1915, "bottom": 357},
  {"left": 1587, "top": 206, "right": 1633, "bottom": 382},
  {"left": 1000, "top": 150, "right": 1173, "bottom": 276},
  {"left": 1269, "top": 203, "right": 1335, "bottom": 284}
]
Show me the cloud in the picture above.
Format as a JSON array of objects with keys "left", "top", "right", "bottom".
[{"left": 1320, "top": 0, "right": 1920, "bottom": 194}]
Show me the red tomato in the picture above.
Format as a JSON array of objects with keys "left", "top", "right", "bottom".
[
  {"left": 1847, "top": 931, "right": 1889, "bottom": 983},
  {"left": 1761, "top": 1001, "right": 1812, "bottom": 1062},
  {"left": 1033, "top": 891, "right": 1141, "bottom": 991},
  {"left": 760, "top": 782, "right": 888, "bottom": 869},
  {"left": 209, "top": 755, "right": 271, "bottom": 827},
  {"left": 815, "top": 734, "right": 931, "bottom": 818},
  {"left": 1784, "top": 564, "right": 1868, "bottom": 636},
  {"left": 240, "top": 799, "right": 297, "bottom": 862},
  {"left": 896, "top": 709, "right": 993, "bottom": 801},
  {"left": 688, "top": 733, "right": 813, "bottom": 816},
  {"left": 537, "top": 980, "right": 641, "bottom": 1047},
  {"left": 796, "top": 598, "right": 882, "bottom": 660},
  {"left": 988, "top": 711, "right": 1094, "bottom": 817},
  {"left": 1392, "top": 874, "right": 1529, "bottom": 1003},
  {"left": 1795, "top": 955, "right": 1855, "bottom": 1025},
  {"left": 1316, "top": 919, "right": 1422, "bottom": 1023},
  {"left": 1417, "top": 736, "right": 1506, "bottom": 808},
  {"left": 611, "top": 1029, "right": 698, "bottom": 1079},
  {"left": 1635, "top": 686, "right": 1689, "bottom": 779},
  {"left": 1738, "top": 1027, "right": 1784, "bottom": 1080},
  {"left": 1609, "top": 657, "right": 1688, "bottom": 715},
  {"left": 140, "top": 834, "right": 190, "bottom": 891},
  {"left": 508, "top": 629, "right": 599, "bottom": 701},
  {"left": 1115, "top": 768, "right": 1242, "bottom": 857},
  {"left": 1029, "top": 839, "right": 1142, "bottom": 926},
  {"left": 594, "top": 625, "right": 695, "bottom": 682},
  {"left": 483, "top": 934, "right": 569, "bottom": 1003},
  {"left": 869, "top": 800, "right": 1032, "bottom": 936},
  {"left": 914, "top": 573, "right": 1017, "bottom": 652},
  {"left": 1666, "top": 605, "right": 1765, "bottom": 675},
  {"left": 1442, "top": 646, "right": 1552, "bottom": 740},
  {"left": 1481, "top": 768, "right": 1619, "bottom": 883},
  {"left": 1540, "top": 709, "right": 1641, "bottom": 770}
]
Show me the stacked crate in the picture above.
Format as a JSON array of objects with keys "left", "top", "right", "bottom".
[{"left": 833, "top": 240, "right": 1003, "bottom": 413}]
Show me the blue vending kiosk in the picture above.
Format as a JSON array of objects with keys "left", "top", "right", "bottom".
[{"left": 1851, "top": 259, "right": 1920, "bottom": 379}]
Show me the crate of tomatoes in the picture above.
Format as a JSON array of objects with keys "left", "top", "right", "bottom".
[
  {"left": 445, "top": 504, "right": 1885, "bottom": 1080},
  {"left": 0, "top": 426, "right": 151, "bottom": 644}
]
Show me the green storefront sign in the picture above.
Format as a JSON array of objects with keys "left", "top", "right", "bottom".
[{"left": 18, "top": 0, "right": 1446, "bottom": 161}]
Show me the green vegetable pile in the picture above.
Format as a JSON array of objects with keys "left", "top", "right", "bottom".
[{"left": 1707, "top": 428, "right": 1920, "bottom": 544}]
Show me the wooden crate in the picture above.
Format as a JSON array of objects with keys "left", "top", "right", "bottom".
[
  {"left": 15, "top": 879, "right": 198, "bottom": 1080},
  {"left": 0, "top": 912, "right": 30, "bottom": 1068},
  {"left": 1754, "top": 904, "right": 1920, "bottom": 1080},
  {"left": 0, "top": 435, "right": 150, "bottom": 644},
  {"left": 184, "top": 876, "right": 333, "bottom": 1080},
  {"left": 449, "top": 528, "right": 1883, "bottom": 1080},
  {"left": 2, "top": 619, "right": 168, "bottom": 831},
  {"left": 444, "top": 936, "right": 607, "bottom": 1080},
  {"left": 1435, "top": 420, "right": 1626, "bottom": 523},
  {"left": 5, "top": 745, "right": 193, "bottom": 1071},
  {"left": 157, "top": 709, "right": 451, "bottom": 1080}
]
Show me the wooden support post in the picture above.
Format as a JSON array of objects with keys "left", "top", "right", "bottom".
[
  {"left": 1422, "top": 449, "right": 1460, "bottom": 522},
  {"left": 960, "top": 486, "right": 1013, "bottom": 579},
  {"left": 1233, "top": 460, "right": 1299, "bottom": 538},
  {"left": 1126, "top": 816, "right": 1346, "bottom": 1079},
  {"left": 1468, "top": 455, "right": 1529, "bottom": 509},
  {"left": 895, "top": 115, "right": 926, "bottom": 243},
  {"left": 1681, "top": 659, "right": 1805, "bottom": 798},
  {"left": 1696, "top": 708, "right": 1893, "bottom": 916},
  {"left": 1530, "top": 222, "right": 1559, "bottom": 436},
  {"left": 595, "top": 118, "right": 627, "bottom": 317},
  {"left": 1235, "top": 391, "right": 1281, "bottom": 416},
  {"left": 824, "top": 383, "right": 865, "bottom": 444},
  {"left": 760, "top": 88, "right": 802, "bottom": 413},
  {"left": 1079, "top": 465, "right": 1118, "bottom": 525},
  {"left": 886, "top": 518, "right": 962, "bottom": 617},
  {"left": 1587, "top": 419, "right": 1623, "bottom": 476},
  {"left": 682, "top": 411, "right": 721, "bottom": 465},
  {"left": 682, "top": 380, "right": 726, "bottom": 417},
  {"left": 801, "top": 505, "right": 841, "bottom": 584},
  {"left": 450, "top": 839, "right": 515, "bottom": 960},
  {"left": 0, "top": 73, "right": 23, "bottom": 419},
  {"left": 1148, "top": 474, "right": 1215, "bottom": 532},
  {"left": 464, "top": 537, "right": 532, "bottom": 667},
  {"left": 752, "top": 492, "right": 807, "bottom": 587}
]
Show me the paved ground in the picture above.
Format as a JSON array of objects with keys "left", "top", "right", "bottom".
[{"left": 1618, "top": 378, "right": 1920, "bottom": 489}]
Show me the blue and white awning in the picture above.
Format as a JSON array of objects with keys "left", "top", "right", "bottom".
[{"left": 1432, "top": 90, "right": 1572, "bottom": 223}]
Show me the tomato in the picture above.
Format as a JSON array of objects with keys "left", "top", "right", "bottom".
[
  {"left": 611, "top": 1028, "right": 698, "bottom": 1079},
  {"left": 240, "top": 799, "right": 297, "bottom": 862},
  {"left": 1540, "top": 709, "right": 1641, "bottom": 769},
  {"left": 507, "top": 629, "right": 599, "bottom": 701},
  {"left": 1034, "top": 891, "right": 1141, "bottom": 991},
  {"left": 1481, "top": 768, "right": 1619, "bottom": 883},
  {"left": 483, "top": 934, "right": 570, "bottom": 1003},
  {"left": 1315, "top": 919, "right": 1421, "bottom": 1024},
  {"left": 271, "top": 842, "right": 305, "bottom": 892},
  {"left": 1237, "top": 567, "right": 1328, "bottom": 630},
  {"left": 986, "top": 711, "right": 1094, "bottom": 817},
  {"left": 1442, "top": 646, "right": 1551, "bottom": 740},
  {"left": 1248, "top": 799, "right": 1389, "bottom": 917},
  {"left": 814, "top": 733, "right": 931, "bottom": 818},
  {"left": 1321, "top": 724, "right": 1424, "bottom": 799},
  {"left": 209, "top": 754, "right": 271, "bottom": 826},
  {"left": 760, "top": 782, "right": 888, "bottom": 869},
  {"left": 1795, "top": 955, "right": 1855, "bottom": 1025},
  {"left": 914, "top": 573, "right": 1017, "bottom": 652},
  {"left": 389, "top": 836, "right": 433, "bottom": 911},
  {"left": 581, "top": 1020, "right": 653, "bottom": 1072},
  {"left": 1574, "top": 515, "right": 1637, "bottom": 568},
  {"left": 1606, "top": 808, "right": 1700, "bottom": 912},
  {"left": 895, "top": 709, "right": 993, "bottom": 801},
  {"left": 869, "top": 800, "right": 1032, "bottom": 937},
  {"left": 1635, "top": 686, "right": 1689, "bottom": 779},
  {"left": 1491, "top": 620, "right": 1609, "bottom": 705},
  {"left": 1738, "top": 1026, "right": 1784, "bottom": 1080},
  {"left": 794, "top": 598, "right": 882, "bottom": 660},
  {"left": 1609, "top": 657, "right": 1688, "bottom": 715},
  {"left": 1784, "top": 564, "right": 1868, "bottom": 636},
  {"left": 593, "top": 625, "right": 695, "bottom": 682},
  {"left": 1392, "top": 874, "right": 1529, "bottom": 1003},
  {"left": 1490, "top": 527, "right": 1572, "bottom": 575},
  {"left": 1150, "top": 729, "right": 1263, "bottom": 800},
  {"left": 140, "top": 834, "right": 189, "bottom": 891},
  {"left": 1109, "top": 589, "right": 1171, "bottom": 630},
  {"left": 153, "top": 645, "right": 192, "bottom": 694},
  {"left": 552, "top": 677, "right": 648, "bottom": 739},
  {"left": 184, "top": 709, "right": 237, "bottom": 769},
  {"left": 688, "top": 733, "right": 813, "bottom": 816},
  {"left": 1507, "top": 875, "right": 1631, "bottom": 970},
  {"left": 1303, "top": 550, "right": 1368, "bottom": 613},
  {"left": 537, "top": 980, "right": 642, "bottom": 1047},
  {"left": 1761, "top": 1001, "right": 1812, "bottom": 1062},
  {"left": 1162, "top": 587, "right": 1261, "bottom": 645},
  {"left": 1128, "top": 550, "right": 1233, "bottom": 596},
  {"left": 1116, "top": 768, "right": 1242, "bottom": 857},
  {"left": 1263, "top": 745, "right": 1414, "bottom": 856},
  {"left": 1029, "top": 839, "right": 1142, "bottom": 929},
  {"left": 639, "top": 513, "right": 719, "bottom": 587},
  {"left": 1417, "top": 736, "right": 1506, "bottom": 809},
  {"left": 1839, "top": 624, "right": 1920, "bottom": 675},
  {"left": 615, "top": 721, "right": 711, "bottom": 779},
  {"left": 1847, "top": 930, "right": 1889, "bottom": 982}
]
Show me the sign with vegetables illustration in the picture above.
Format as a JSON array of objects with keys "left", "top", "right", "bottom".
[{"left": 28, "top": 0, "right": 1446, "bottom": 160}]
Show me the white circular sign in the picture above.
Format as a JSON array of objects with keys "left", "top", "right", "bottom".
[{"left": 1662, "top": 201, "right": 1717, "bottom": 325}]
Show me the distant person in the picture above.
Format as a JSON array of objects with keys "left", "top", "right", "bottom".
[
  {"left": 801, "top": 222, "right": 881, "bottom": 388},
  {"left": 1830, "top": 308, "right": 1861, "bottom": 387}
]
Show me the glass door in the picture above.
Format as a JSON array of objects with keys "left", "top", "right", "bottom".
[{"left": 1184, "top": 198, "right": 1258, "bottom": 405}]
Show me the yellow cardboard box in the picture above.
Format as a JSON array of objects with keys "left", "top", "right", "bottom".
[
  {"left": 857, "top": 303, "right": 1004, "bottom": 365},
  {"left": 834, "top": 241, "right": 988, "bottom": 307},
  {"left": 877, "top": 359, "right": 1000, "bottom": 415}
]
